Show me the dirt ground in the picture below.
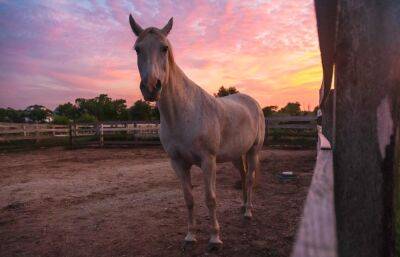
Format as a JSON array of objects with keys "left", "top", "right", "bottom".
[{"left": 0, "top": 146, "right": 315, "bottom": 257}]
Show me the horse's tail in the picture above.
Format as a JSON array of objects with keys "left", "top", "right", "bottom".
[{"left": 252, "top": 105, "right": 265, "bottom": 187}]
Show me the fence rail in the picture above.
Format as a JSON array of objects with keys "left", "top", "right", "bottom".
[
  {"left": 266, "top": 115, "right": 317, "bottom": 130},
  {"left": 292, "top": 125, "right": 336, "bottom": 257}
]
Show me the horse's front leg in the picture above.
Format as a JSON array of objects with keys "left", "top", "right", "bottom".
[
  {"left": 201, "top": 155, "right": 223, "bottom": 251},
  {"left": 170, "top": 159, "right": 196, "bottom": 246}
]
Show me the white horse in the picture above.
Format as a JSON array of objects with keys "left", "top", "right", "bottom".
[{"left": 129, "top": 15, "right": 265, "bottom": 251}]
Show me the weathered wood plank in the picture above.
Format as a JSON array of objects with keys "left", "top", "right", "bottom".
[
  {"left": 317, "top": 126, "right": 332, "bottom": 150},
  {"left": 314, "top": 0, "right": 337, "bottom": 106},
  {"left": 100, "top": 120, "right": 159, "bottom": 125},
  {"left": 0, "top": 135, "right": 69, "bottom": 141},
  {"left": 0, "top": 128, "right": 70, "bottom": 134},
  {"left": 321, "top": 89, "right": 335, "bottom": 144},
  {"left": 267, "top": 124, "right": 316, "bottom": 130},
  {"left": 333, "top": 1, "right": 400, "bottom": 256},
  {"left": 266, "top": 116, "right": 317, "bottom": 122},
  {"left": 292, "top": 133, "right": 336, "bottom": 257}
]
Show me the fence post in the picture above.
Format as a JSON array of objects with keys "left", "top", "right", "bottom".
[
  {"left": 23, "top": 124, "right": 26, "bottom": 137},
  {"left": 69, "top": 123, "right": 73, "bottom": 146},
  {"left": 99, "top": 123, "right": 104, "bottom": 147},
  {"left": 333, "top": 1, "right": 400, "bottom": 256},
  {"left": 35, "top": 122, "right": 39, "bottom": 144},
  {"left": 125, "top": 122, "right": 128, "bottom": 140},
  {"left": 321, "top": 89, "right": 335, "bottom": 144},
  {"left": 265, "top": 118, "right": 269, "bottom": 146},
  {"left": 133, "top": 122, "right": 137, "bottom": 142}
]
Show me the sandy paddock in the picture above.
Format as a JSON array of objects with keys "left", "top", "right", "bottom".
[{"left": 0, "top": 146, "right": 315, "bottom": 257}]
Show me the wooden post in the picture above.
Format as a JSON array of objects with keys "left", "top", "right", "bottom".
[
  {"left": 395, "top": 125, "right": 400, "bottom": 257},
  {"left": 35, "top": 122, "right": 39, "bottom": 144},
  {"left": 133, "top": 122, "right": 137, "bottom": 142},
  {"left": 99, "top": 123, "right": 104, "bottom": 147},
  {"left": 125, "top": 123, "right": 128, "bottom": 140},
  {"left": 264, "top": 118, "right": 268, "bottom": 145},
  {"left": 333, "top": 1, "right": 400, "bottom": 256},
  {"left": 69, "top": 123, "right": 73, "bottom": 146},
  {"left": 23, "top": 124, "right": 26, "bottom": 137},
  {"left": 321, "top": 89, "right": 335, "bottom": 144}
]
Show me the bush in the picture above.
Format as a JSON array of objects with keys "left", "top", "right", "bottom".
[
  {"left": 77, "top": 113, "right": 97, "bottom": 123},
  {"left": 53, "top": 115, "right": 70, "bottom": 125}
]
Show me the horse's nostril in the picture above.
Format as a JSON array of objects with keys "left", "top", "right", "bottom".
[{"left": 155, "top": 80, "right": 162, "bottom": 91}]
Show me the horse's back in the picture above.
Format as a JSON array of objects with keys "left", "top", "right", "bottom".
[
  {"left": 218, "top": 93, "right": 262, "bottom": 116},
  {"left": 217, "top": 93, "right": 264, "bottom": 127}
]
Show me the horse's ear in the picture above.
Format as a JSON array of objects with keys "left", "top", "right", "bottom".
[
  {"left": 161, "top": 17, "right": 173, "bottom": 36},
  {"left": 129, "top": 14, "right": 143, "bottom": 36}
]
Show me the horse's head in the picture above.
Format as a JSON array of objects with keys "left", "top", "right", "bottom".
[{"left": 129, "top": 15, "right": 174, "bottom": 102}]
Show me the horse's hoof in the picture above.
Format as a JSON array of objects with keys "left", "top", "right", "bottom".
[
  {"left": 206, "top": 242, "right": 223, "bottom": 252},
  {"left": 182, "top": 240, "right": 196, "bottom": 251},
  {"left": 244, "top": 210, "right": 253, "bottom": 219}
]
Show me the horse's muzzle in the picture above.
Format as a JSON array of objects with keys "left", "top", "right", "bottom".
[{"left": 140, "top": 79, "right": 162, "bottom": 102}]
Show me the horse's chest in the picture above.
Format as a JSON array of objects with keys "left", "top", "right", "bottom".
[{"left": 159, "top": 127, "right": 200, "bottom": 162}]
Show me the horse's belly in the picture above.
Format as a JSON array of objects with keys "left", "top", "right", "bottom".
[
  {"left": 216, "top": 136, "right": 254, "bottom": 162},
  {"left": 216, "top": 117, "right": 260, "bottom": 162}
]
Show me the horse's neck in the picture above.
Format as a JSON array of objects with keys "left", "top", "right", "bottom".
[{"left": 158, "top": 64, "right": 208, "bottom": 127}]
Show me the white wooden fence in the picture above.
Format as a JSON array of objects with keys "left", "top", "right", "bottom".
[
  {"left": 0, "top": 121, "right": 160, "bottom": 144},
  {"left": 0, "top": 116, "right": 317, "bottom": 144}
]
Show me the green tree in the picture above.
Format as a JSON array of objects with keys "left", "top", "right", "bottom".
[
  {"left": 54, "top": 102, "right": 79, "bottom": 121},
  {"left": 151, "top": 106, "right": 160, "bottom": 121},
  {"left": 129, "top": 100, "right": 153, "bottom": 121},
  {"left": 53, "top": 115, "right": 70, "bottom": 125},
  {"left": 262, "top": 105, "right": 278, "bottom": 117},
  {"left": 0, "top": 108, "right": 25, "bottom": 122},
  {"left": 279, "top": 102, "right": 302, "bottom": 116},
  {"left": 75, "top": 94, "right": 129, "bottom": 121},
  {"left": 77, "top": 113, "right": 97, "bottom": 123},
  {"left": 112, "top": 99, "right": 130, "bottom": 120},
  {"left": 214, "top": 86, "right": 239, "bottom": 97}
]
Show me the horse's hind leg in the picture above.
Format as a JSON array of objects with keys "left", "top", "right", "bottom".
[
  {"left": 170, "top": 159, "right": 196, "bottom": 246},
  {"left": 244, "top": 148, "right": 260, "bottom": 219},
  {"left": 232, "top": 156, "right": 247, "bottom": 210}
]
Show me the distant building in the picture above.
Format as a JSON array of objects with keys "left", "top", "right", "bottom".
[{"left": 24, "top": 105, "right": 53, "bottom": 123}]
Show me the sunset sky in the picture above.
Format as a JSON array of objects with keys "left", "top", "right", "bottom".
[{"left": 0, "top": 0, "right": 322, "bottom": 110}]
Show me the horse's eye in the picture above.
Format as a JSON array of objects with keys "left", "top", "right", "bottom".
[
  {"left": 161, "top": 45, "right": 168, "bottom": 53},
  {"left": 134, "top": 46, "right": 140, "bottom": 54}
]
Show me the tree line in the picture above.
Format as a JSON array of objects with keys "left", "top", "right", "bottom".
[
  {"left": 0, "top": 86, "right": 317, "bottom": 124},
  {"left": 215, "top": 86, "right": 318, "bottom": 116}
]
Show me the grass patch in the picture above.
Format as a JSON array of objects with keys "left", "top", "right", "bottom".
[
  {"left": 0, "top": 136, "right": 97, "bottom": 152},
  {"left": 266, "top": 128, "right": 317, "bottom": 148}
]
